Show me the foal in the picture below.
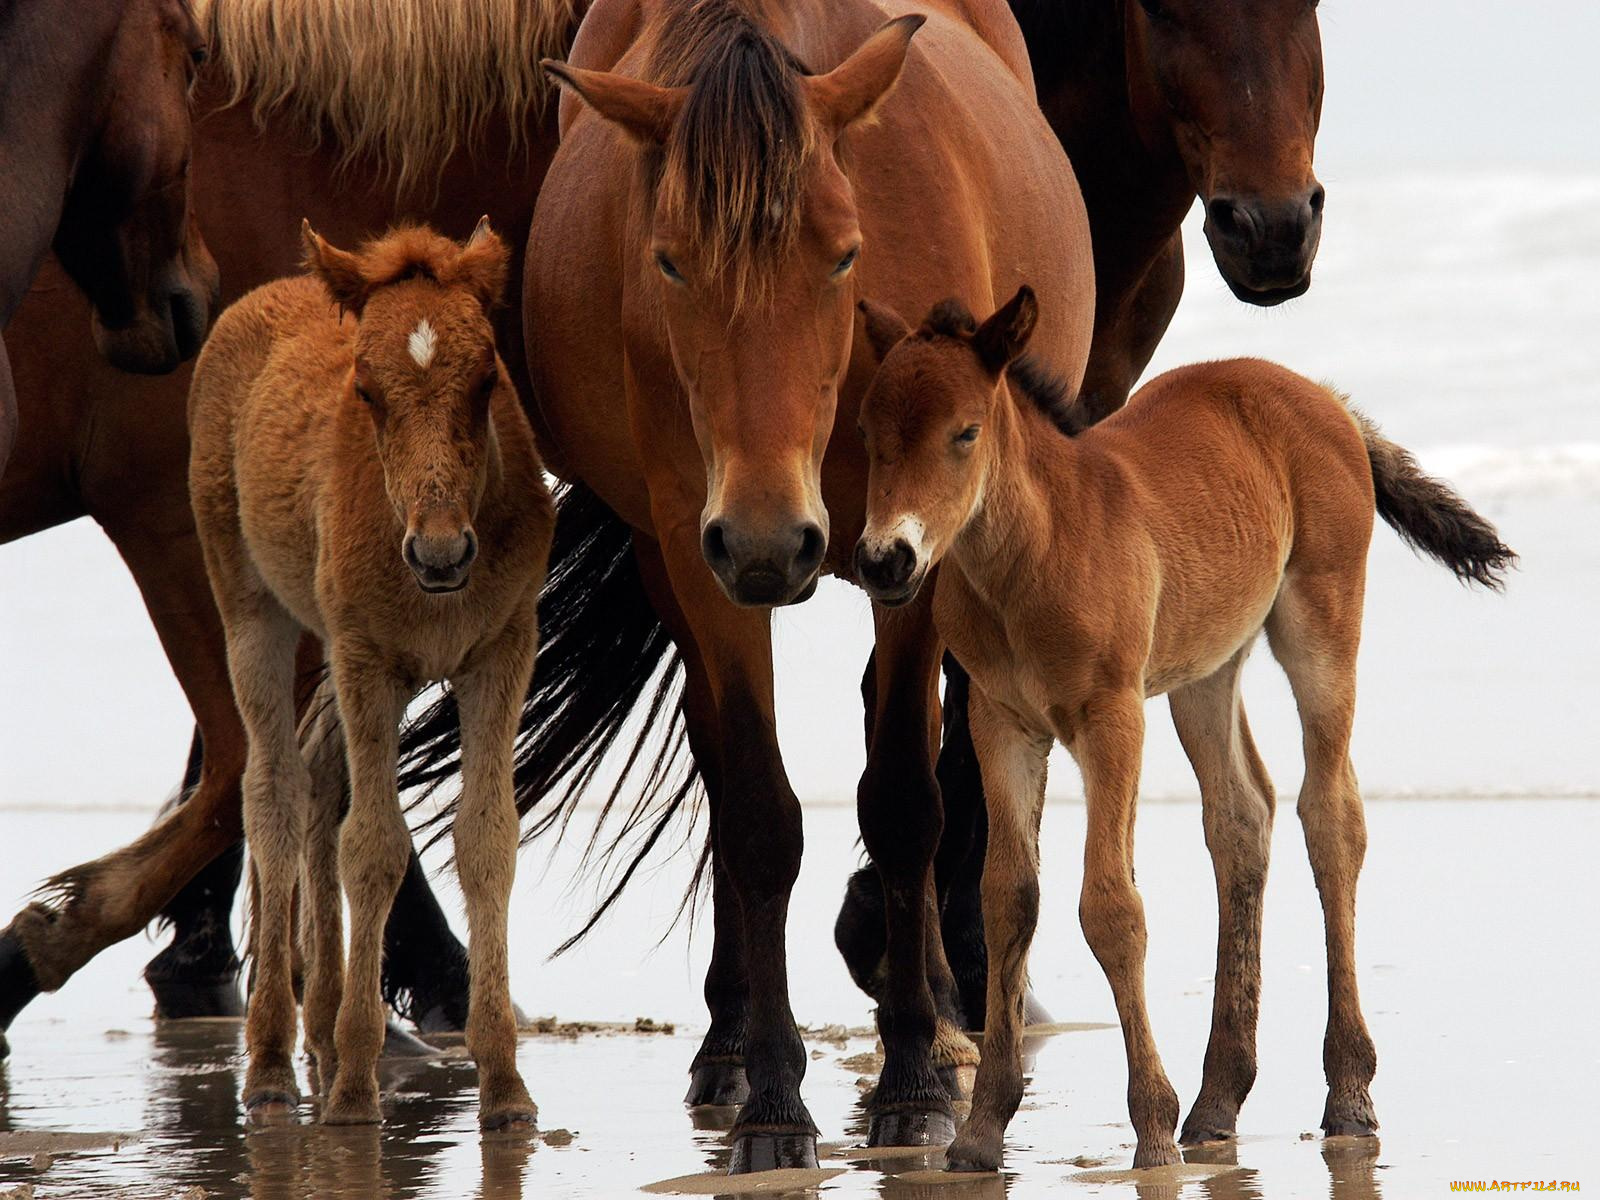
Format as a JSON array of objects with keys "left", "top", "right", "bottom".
[
  {"left": 853, "top": 290, "right": 1513, "bottom": 1170},
  {"left": 189, "top": 222, "right": 554, "bottom": 1128}
]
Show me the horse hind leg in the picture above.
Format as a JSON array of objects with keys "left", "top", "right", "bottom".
[
  {"left": 1169, "top": 644, "right": 1276, "bottom": 1144},
  {"left": 1266, "top": 570, "right": 1379, "bottom": 1137}
]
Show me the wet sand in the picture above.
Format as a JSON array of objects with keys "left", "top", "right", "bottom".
[{"left": 2, "top": 799, "right": 1596, "bottom": 1198}]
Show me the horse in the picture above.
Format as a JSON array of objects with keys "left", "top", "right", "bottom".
[
  {"left": 836, "top": 0, "right": 1331, "bottom": 1035},
  {"left": 0, "top": 0, "right": 219, "bottom": 474},
  {"left": 487, "top": 0, "right": 1096, "bottom": 1170},
  {"left": 851, "top": 288, "right": 1514, "bottom": 1168},
  {"left": 0, "top": 0, "right": 575, "bottom": 1057},
  {"left": 189, "top": 221, "right": 553, "bottom": 1128}
]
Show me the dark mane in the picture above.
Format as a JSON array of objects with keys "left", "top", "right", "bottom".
[
  {"left": 1005, "top": 0, "right": 1121, "bottom": 95},
  {"left": 916, "top": 297, "right": 1088, "bottom": 437},
  {"left": 646, "top": 0, "right": 811, "bottom": 307}
]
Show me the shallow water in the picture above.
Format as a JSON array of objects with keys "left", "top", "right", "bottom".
[{"left": 2, "top": 799, "right": 1596, "bottom": 1198}]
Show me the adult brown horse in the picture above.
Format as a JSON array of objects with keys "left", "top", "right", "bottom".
[
  {"left": 516, "top": 0, "right": 1093, "bottom": 1170},
  {"left": 0, "top": 0, "right": 574, "bottom": 1055},
  {"left": 0, "top": 0, "right": 218, "bottom": 474}
]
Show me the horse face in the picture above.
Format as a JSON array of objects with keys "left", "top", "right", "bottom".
[
  {"left": 352, "top": 288, "right": 500, "bottom": 595},
  {"left": 54, "top": 0, "right": 219, "bottom": 374},
  {"left": 855, "top": 290, "right": 1038, "bottom": 607},
  {"left": 1125, "top": 0, "right": 1325, "bottom": 304}
]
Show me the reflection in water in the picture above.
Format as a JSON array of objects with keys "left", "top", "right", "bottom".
[{"left": 1324, "top": 1136, "right": 1382, "bottom": 1200}]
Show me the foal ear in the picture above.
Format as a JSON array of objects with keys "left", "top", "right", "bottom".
[
  {"left": 451, "top": 215, "right": 510, "bottom": 311},
  {"left": 542, "top": 60, "right": 687, "bottom": 145},
  {"left": 857, "top": 298, "right": 912, "bottom": 362},
  {"left": 807, "top": 14, "right": 926, "bottom": 131},
  {"left": 302, "top": 220, "right": 370, "bottom": 314},
  {"left": 973, "top": 285, "right": 1039, "bottom": 375}
]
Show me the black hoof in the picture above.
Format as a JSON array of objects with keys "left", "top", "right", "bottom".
[
  {"left": 0, "top": 928, "right": 43, "bottom": 1035},
  {"left": 1180, "top": 1112, "right": 1238, "bottom": 1145},
  {"left": 686, "top": 1058, "right": 749, "bottom": 1107},
  {"left": 869, "top": 1106, "right": 958, "bottom": 1148},
  {"left": 728, "top": 1131, "right": 819, "bottom": 1173},
  {"left": 1323, "top": 1117, "right": 1379, "bottom": 1138},
  {"left": 146, "top": 973, "right": 245, "bottom": 1020}
]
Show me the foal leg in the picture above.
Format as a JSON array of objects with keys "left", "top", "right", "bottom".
[
  {"left": 1169, "top": 647, "right": 1277, "bottom": 1143},
  {"left": 299, "top": 693, "right": 347, "bottom": 1091},
  {"left": 945, "top": 690, "right": 1049, "bottom": 1173},
  {"left": 1072, "top": 690, "right": 1181, "bottom": 1168},
  {"left": 450, "top": 613, "right": 540, "bottom": 1132},
  {"left": 1267, "top": 572, "right": 1378, "bottom": 1137},
  {"left": 322, "top": 643, "right": 410, "bottom": 1126}
]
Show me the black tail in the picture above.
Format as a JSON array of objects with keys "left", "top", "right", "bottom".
[
  {"left": 399, "top": 482, "right": 703, "bottom": 951},
  {"left": 1352, "top": 411, "right": 1517, "bottom": 589}
]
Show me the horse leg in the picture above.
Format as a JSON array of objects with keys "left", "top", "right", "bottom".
[
  {"left": 1076, "top": 231, "right": 1186, "bottom": 427},
  {"left": 1072, "top": 689, "right": 1181, "bottom": 1168},
  {"left": 450, "top": 611, "right": 539, "bottom": 1131},
  {"left": 322, "top": 641, "right": 410, "bottom": 1125},
  {"left": 944, "top": 688, "right": 1049, "bottom": 1172},
  {"left": 634, "top": 536, "right": 750, "bottom": 1108},
  {"left": 1169, "top": 645, "right": 1276, "bottom": 1144},
  {"left": 299, "top": 693, "right": 346, "bottom": 1092},
  {"left": 142, "top": 731, "right": 247, "bottom": 1019},
  {"left": 654, "top": 525, "right": 814, "bottom": 1172},
  {"left": 0, "top": 507, "right": 247, "bottom": 1049},
  {"left": 859, "top": 595, "right": 975, "bottom": 1146},
  {"left": 1266, "top": 572, "right": 1378, "bottom": 1137}
]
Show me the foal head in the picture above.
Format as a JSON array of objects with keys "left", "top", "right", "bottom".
[
  {"left": 853, "top": 288, "right": 1039, "bottom": 606},
  {"left": 53, "top": 0, "right": 219, "bottom": 372},
  {"left": 1124, "top": 0, "right": 1324, "bottom": 303},
  {"left": 303, "top": 220, "right": 511, "bottom": 594},
  {"left": 545, "top": 7, "right": 924, "bottom": 606}
]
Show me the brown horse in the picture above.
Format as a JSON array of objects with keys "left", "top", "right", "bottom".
[
  {"left": 0, "top": 0, "right": 218, "bottom": 473},
  {"left": 190, "top": 222, "right": 552, "bottom": 1127},
  {"left": 0, "top": 0, "right": 574, "bottom": 1054},
  {"left": 853, "top": 290, "right": 1513, "bottom": 1169},
  {"left": 515, "top": 0, "right": 1093, "bottom": 1170}
]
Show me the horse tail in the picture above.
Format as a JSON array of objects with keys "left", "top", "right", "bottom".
[
  {"left": 1350, "top": 408, "right": 1517, "bottom": 589},
  {"left": 398, "top": 481, "right": 704, "bottom": 951}
]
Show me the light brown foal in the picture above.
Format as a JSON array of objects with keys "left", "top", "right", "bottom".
[
  {"left": 189, "top": 222, "right": 554, "bottom": 1129},
  {"left": 853, "top": 289, "right": 1513, "bottom": 1170}
]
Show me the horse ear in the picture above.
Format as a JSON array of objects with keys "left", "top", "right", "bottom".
[
  {"left": 542, "top": 59, "right": 686, "bottom": 144},
  {"left": 973, "top": 285, "right": 1038, "bottom": 375},
  {"left": 301, "top": 220, "right": 370, "bottom": 314},
  {"left": 451, "top": 216, "right": 510, "bottom": 311},
  {"left": 857, "top": 298, "right": 912, "bottom": 362},
  {"left": 806, "top": 14, "right": 926, "bottom": 131}
]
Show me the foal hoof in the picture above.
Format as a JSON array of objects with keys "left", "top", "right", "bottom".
[
  {"left": 868, "top": 1107, "right": 958, "bottom": 1149},
  {"left": 244, "top": 1091, "right": 300, "bottom": 1126},
  {"left": 481, "top": 1108, "right": 539, "bottom": 1135},
  {"left": 321, "top": 1101, "right": 383, "bottom": 1126},
  {"left": 1132, "top": 1139, "right": 1183, "bottom": 1169},
  {"left": 685, "top": 1058, "right": 749, "bottom": 1107},
  {"left": 1323, "top": 1115, "right": 1379, "bottom": 1138},
  {"left": 382, "top": 1018, "right": 442, "bottom": 1059},
  {"left": 943, "top": 1133, "right": 1001, "bottom": 1173},
  {"left": 728, "top": 1132, "right": 819, "bottom": 1173},
  {"left": 1322, "top": 1093, "right": 1379, "bottom": 1138},
  {"left": 1180, "top": 1106, "right": 1239, "bottom": 1145}
]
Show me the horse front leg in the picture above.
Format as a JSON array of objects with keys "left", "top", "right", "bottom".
[{"left": 859, "top": 591, "right": 977, "bottom": 1147}]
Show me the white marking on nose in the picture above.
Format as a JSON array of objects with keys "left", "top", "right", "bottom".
[
  {"left": 408, "top": 318, "right": 438, "bottom": 368},
  {"left": 862, "top": 513, "right": 927, "bottom": 558}
]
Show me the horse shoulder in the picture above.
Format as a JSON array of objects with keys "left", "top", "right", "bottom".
[{"left": 926, "top": 0, "right": 1034, "bottom": 89}]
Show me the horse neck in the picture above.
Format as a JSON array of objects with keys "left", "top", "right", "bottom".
[
  {"left": 949, "top": 386, "right": 1071, "bottom": 604},
  {"left": 1017, "top": 2, "right": 1193, "bottom": 273},
  {"left": 0, "top": 0, "right": 121, "bottom": 321}
]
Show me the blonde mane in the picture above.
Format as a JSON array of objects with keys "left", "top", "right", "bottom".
[{"left": 196, "top": 0, "right": 579, "bottom": 192}]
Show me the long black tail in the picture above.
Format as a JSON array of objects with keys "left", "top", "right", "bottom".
[
  {"left": 1352, "top": 411, "right": 1517, "bottom": 588},
  {"left": 399, "top": 482, "right": 702, "bottom": 950}
]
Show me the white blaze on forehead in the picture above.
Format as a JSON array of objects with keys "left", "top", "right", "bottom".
[{"left": 407, "top": 317, "right": 438, "bottom": 368}]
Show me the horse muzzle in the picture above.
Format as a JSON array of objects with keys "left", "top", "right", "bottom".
[
  {"left": 1203, "top": 183, "right": 1325, "bottom": 306},
  {"left": 701, "top": 514, "right": 827, "bottom": 607},
  {"left": 854, "top": 536, "right": 925, "bottom": 608}
]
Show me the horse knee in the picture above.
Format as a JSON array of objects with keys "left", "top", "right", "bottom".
[{"left": 1079, "top": 878, "right": 1146, "bottom": 970}]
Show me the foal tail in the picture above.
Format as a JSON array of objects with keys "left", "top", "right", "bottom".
[
  {"left": 1351, "top": 410, "right": 1517, "bottom": 588},
  {"left": 399, "top": 482, "right": 704, "bottom": 952}
]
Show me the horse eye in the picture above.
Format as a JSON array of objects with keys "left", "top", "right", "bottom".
[
  {"left": 655, "top": 252, "right": 683, "bottom": 283},
  {"left": 833, "top": 247, "right": 860, "bottom": 277},
  {"left": 191, "top": 45, "right": 209, "bottom": 67},
  {"left": 955, "top": 425, "right": 980, "bottom": 445},
  {"left": 354, "top": 384, "right": 374, "bottom": 406}
]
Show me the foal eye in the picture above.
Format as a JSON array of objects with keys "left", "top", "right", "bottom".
[
  {"left": 655, "top": 252, "right": 684, "bottom": 283},
  {"left": 954, "top": 425, "right": 980, "bottom": 445},
  {"left": 354, "top": 384, "right": 374, "bottom": 406},
  {"left": 190, "top": 45, "right": 209, "bottom": 67},
  {"left": 832, "top": 247, "right": 860, "bottom": 277}
]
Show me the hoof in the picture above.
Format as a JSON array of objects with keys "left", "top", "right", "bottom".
[
  {"left": 868, "top": 1107, "right": 958, "bottom": 1148},
  {"left": 244, "top": 1090, "right": 300, "bottom": 1126},
  {"left": 481, "top": 1109, "right": 539, "bottom": 1135},
  {"left": 0, "top": 927, "right": 43, "bottom": 1032},
  {"left": 944, "top": 1134, "right": 1001, "bottom": 1173},
  {"left": 686, "top": 1058, "right": 749, "bottom": 1107},
  {"left": 382, "top": 1018, "right": 441, "bottom": 1058},
  {"left": 321, "top": 1100, "right": 383, "bottom": 1126},
  {"left": 147, "top": 973, "right": 245, "bottom": 1020},
  {"left": 728, "top": 1131, "right": 819, "bottom": 1173},
  {"left": 1132, "top": 1140, "right": 1183, "bottom": 1169},
  {"left": 1180, "top": 1108, "right": 1239, "bottom": 1145},
  {"left": 1323, "top": 1116, "right": 1379, "bottom": 1138},
  {"left": 1323, "top": 1093, "right": 1379, "bottom": 1138}
]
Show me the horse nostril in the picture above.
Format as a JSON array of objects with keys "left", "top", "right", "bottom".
[
  {"left": 455, "top": 528, "right": 478, "bottom": 571},
  {"left": 702, "top": 520, "right": 732, "bottom": 570},
  {"left": 1307, "top": 184, "right": 1326, "bottom": 217},
  {"left": 887, "top": 539, "right": 915, "bottom": 585},
  {"left": 1207, "top": 195, "right": 1242, "bottom": 236},
  {"left": 794, "top": 522, "right": 826, "bottom": 573}
]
